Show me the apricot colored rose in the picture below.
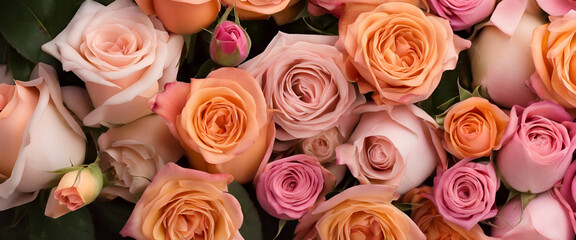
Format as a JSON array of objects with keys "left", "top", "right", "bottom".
[
  {"left": 150, "top": 67, "right": 275, "bottom": 184},
  {"left": 337, "top": 2, "right": 470, "bottom": 105},
  {"left": 136, "top": 0, "right": 220, "bottom": 34},
  {"left": 443, "top": 97, "right": 509, "bottom": 159}
]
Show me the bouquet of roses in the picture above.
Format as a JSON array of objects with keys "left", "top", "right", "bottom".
[{"left": 2, "top": 0, "right": 576, "bottom": 239}]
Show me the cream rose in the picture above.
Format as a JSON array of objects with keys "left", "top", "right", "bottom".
[
  {"left": 120, "top": 163, "right": 244, "bottom": 240},
  {"left": 337, "top": 2, "right": 470, "bottom": 105},
  {"left": 150, "top": 67, "right": 275, "bottom": 184},
  {"left": 98, "top": 114, "right": 184, "bottom": 202},
  {"left": 42, "top": 0, "right": 184, "bottom": 127},
  {"left": 0, "top": 64, "right": 85, "bottom": 210}
]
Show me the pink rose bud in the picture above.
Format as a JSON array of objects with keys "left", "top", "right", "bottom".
[
  {"left": 44, "top": 164, "right": 104, "bottom": 218},
  {"left": 210, "top": 21, "right": 251, "bottom": 66}
]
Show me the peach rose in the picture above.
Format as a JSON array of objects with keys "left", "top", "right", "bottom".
[
  {"left": 98, "top": 114, "right": 184, "bottom": 202},
  {"left": 294, "top": 184, "right": 425, "bottom": 240},
  {"left": 443, "top": 97, "right": 509, "bottom": 159},
  {"left": 221, "top": 0, "right": 293, "bottom": 20},
  {"left": 120, "top": 163, "right": 244, "bottom": 240},
  {"left": 299, "top": 128, "right": 345, "bottom": 164},
  {"left": 150, "top": 67, "right": 275, "bottom": 184},
  {"left": 530, "top": 10, "right": 576, "bottom": 110},
  {"left": 337, "top": 2, "right": 470, "bottom": 105},
  {"left": 42, "top": 0, "right": 184, "bottom": 127},
  {"left": 135, "top": 0, "right": 220, "bottom": 34},
  {"left": 0, "top": 64, "right": 86, "bottom": 211},
  {"left": 402, "top": 186, "right": 494, "bottom": 240}
]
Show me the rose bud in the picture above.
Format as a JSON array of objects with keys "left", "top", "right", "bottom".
[
  {"left": 44, "top": 164, "right": 104, "bottom": 218},
  {"left": 210, "top": 21, "right": 251, "bottom": 67}
]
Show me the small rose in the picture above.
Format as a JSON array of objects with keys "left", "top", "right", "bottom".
[
  {"left": 210, "top": 21, "right": 251, "bottom": 67},
  {"left": 299, "top": 128, "right": 344, "bottom": 164},
  {"left": 120, "top": 163, "right": 243, "bottom": 240}
]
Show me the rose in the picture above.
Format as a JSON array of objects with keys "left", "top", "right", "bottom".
[
  {"left": 537, "top": 0, "right": 576, "bottom": 16},
  {"left": 530, "top": 11, "right": 576, "bottom": 110},
  {"left": 221, "top": 0, "right": 293, "bottom": 20},
  {"left": 299, "top": 128, "right": 345, "bottom": 164},
  {"left": 443, "top": 97, "right": 509, "bottom": 159},
  {"left": 307, "top": 0, "right": 429, "bottom": 18},
  {"left": 428, "top": 0, "right": 496, "bottom": 31},
  {"left": 98, "top": 114, "right": 184, "bottom": 202},
  {"left": 336, "top": 103, "right": 446, "bottom": 194},
  {"left": 44, "top": 164, "right": 104, "bottom": 219},
  {"left": 402, "top": 186, "right": 493, "bottom": 240},
  {"left": 470, "top": 0, "right": 544, "bottom": 108},
  {"left": 150, "top": 67, "right": 275, "bottom": 184},
  {"left": 240, "top": 32, "right": 365, "bottom": 141},
  {"left": 120, "top": 163, "right": 243, "bottom": 240},
  {"left": 0, "top": 64, "right": 86, "bottom": 211},
  {"left": 294, "top": 184, "right": 425, "bottom": 239},
  {"left": 210, "top": 21, "right": 251, "bottom": 67},
  {"left": 497, "top": 101, "right": 576, "bottom": 193},
  {"left": 557, "top": 160, "right": 576, "bottom": 234},
  {"left": 491, "top": 191, "right": 575, "bottom": 240},
  {"left": 135, "top": 0, "right": 220, "bottom": 34},
  {"left": 42, "top": 0, "right": 184, "bottom": 127},
  {"left": 337, "top": 2, "right": 470, "bottom": 105},
  {"left": 433, "top": 159, "right": 500, "bottom": 230},
  {"left": 256, "top": 154, "right": 335, "bottom": 220}
]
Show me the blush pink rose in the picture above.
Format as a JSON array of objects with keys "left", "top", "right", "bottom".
[
  {"left": 0, "top": 64, "right": 86, "bottom": 211},
  {"left": 121, "top": 163, "right": 244, "bottom": 240},
  {"left": 42, "top": 0, "right": 184, "bottom": 127},
  {"left": 98, "top": 114, "right": 184, "bottom": 202},
  {"left": 256, "top": 154, "right": 336, "bottom": 220},
  {"left": 299, "top": 128, "right": 345, "bottom": 164},
  {"left": 428, "top": 0, "right": 496, "bottom": 31},
  {"left": 492, "top": 191, "right": 575, "bottom": 240},
  {"left": 556, "top": 159, "right": 576, "bottom": 234},
  {"left": 294, "top": 184, "right": 425, "bottom": 240},
  {"left": 150, "top": 67, "right": 275, "bottom": 184},
  {"left": 497, "top": 101, "right": 576, "bottom": 194},
  {"left": 433, "top": 159, "right": 500, "bottom": 230},
  {"left": 336, "top": 103, "right": 446, "bottom": 194},
  {"left": 537, "top": 0, "right": 576, "bottom": 16},
  {"left": 240, "top": 32, "right": 365, "bottom": 141}
]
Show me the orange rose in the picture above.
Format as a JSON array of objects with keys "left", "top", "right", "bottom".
[
  {"left": 136, "top": 0, "right": 220, "bottom": 34},
  {"left": 530, "top": 11, "right": 576, "bottom": 110},
  {"left": 402, "top": 186, "right": 494, "bottom": 240},
  {"left": 221, "top": 0, "right": 294, "bottom": 20},
  {"left": 150, "top": 67, "right": 275, "bottom": 183},
  {"left": 337, "top": 2, "right": 470, "bottom": 105},
  {"left": 443, "top": 97, "right": 509, "bottom": 159}
]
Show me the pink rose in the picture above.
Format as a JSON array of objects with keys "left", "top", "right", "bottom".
[
  {"left": 492, "top": 191, "right": 575, "bottom": 240},
  {"left": 210, "top": 21, "right": 251, "bottom": 67},
  {"left": 299, "top": 128, "right": 345, "bottom": 164},
  {"left": 336, "top": 103, "right": 445, "bottom": 194},
  {"left": 256, "top": 154, "right": 335, "bottom": 220},
  {"left": 537, "top": 0, "right": 576, "bottom": 16},
  {"left": 497, "top": 101, "right": 576, "bottom": 193},
  {"left": 433, "top": 159, "right": 500, "bottom": 230},
  {"left": 42, "top": 0, "right": 184, "bottom": 127},
  {"left": 469, "top": 0, "right": 544, "bottom": 108},
  {"left": 150, "top": 67, "right": 275, "bottom": 184},
  {"left": 556, "top": 160, "right": 576, "bottom": 234},
  {"left": 98, "top": 114, "right": 184, "bottom": 202},
  {"left": 0, "top": 64, "right": 86, "bottom": 210},
  {"left": 294, "top": 184, "right": 425, "bottom": 239},
  {"left": 121, "top": 162, "right": 244, "bottom": 240},
  {"left": 240, "top": 32, "right": 365, "bottom": 141},
  {"left": 428, "top": 0, "right": 496, "bottom": 31}
]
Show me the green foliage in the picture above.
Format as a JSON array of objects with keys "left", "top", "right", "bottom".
[{"left": 228, "top": 181, "right": 264, "bottom": 240}]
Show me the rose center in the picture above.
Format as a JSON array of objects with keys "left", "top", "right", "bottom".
[
  {"left": 365, "top": 136, "right": 397, "bottom": 170},
  {"left": 350, "top": 217, "right": 384, "bottom": 240}
]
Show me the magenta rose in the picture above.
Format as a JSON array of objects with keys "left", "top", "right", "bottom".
[
  {"left": 497, "top": 101, "right": 576, "bottom": 194},
  {"left": 240, "top": 32, "right": 365, "bottom": 141},
  {"left": 433, "top": 159, "right": 500, "bottom": 230},
  {"left": 429, "top": 0, "right": 496, "bottom": 31},
  {"left": 256, "top": 154, "right": 335, "bottom": 220}
]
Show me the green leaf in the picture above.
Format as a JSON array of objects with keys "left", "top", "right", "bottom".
[
  {"left": 273, "top": 219, "right": 288, "bottom": 240},
  {"left": 6, "top": 45, "right": 34, "bottom": 81},
  {"left": 458, "top": 80, "right": 473, "bottom": 101},
  {"left": 228, "top": 181, "right": 263, "bottom": 240},
  {"left": 89, "top": 199, "right": 134, "bottom": 240},
  {"left": 0, "top": 0, "right": 82, "bottom": 64}
]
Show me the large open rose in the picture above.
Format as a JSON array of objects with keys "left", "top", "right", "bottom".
[
  {"left": 150, "top": 67, "right": 275, "bottom": 184},
  {"left": 240, "top": 32, "right": 364, "bottom": 141},
  {"left": 121, "top": 163, "right": 244, "bottom": 240},
  {"left": 42, "top": 0, "right": 184, "bottom": 127},
  {"left": 294, "top": 185, "right": 425, "bottom": 239},
  {"left": 337, "top": 2, "right": 470, "bottom": 105},
  {"left": 0, "top": 64, "right": 85, "bottom": 210}
]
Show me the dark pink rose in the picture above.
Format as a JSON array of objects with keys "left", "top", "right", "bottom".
[
  {"left": 256, "top": 154, "right": 335, "bottom": 220},
  {"left": 433, "top": 159, "right": 499, "bottom": 230},
  {"left": 429, "top": 0, "right": 496, "bottom": 31}
]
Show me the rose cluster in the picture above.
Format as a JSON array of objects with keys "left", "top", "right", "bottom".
[{"left": 5, "top": 0, "right": 576, "bottom": 239}]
